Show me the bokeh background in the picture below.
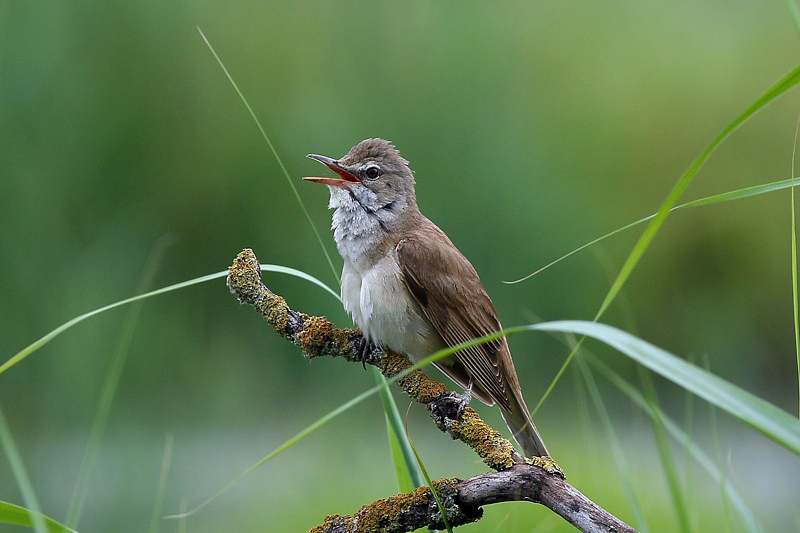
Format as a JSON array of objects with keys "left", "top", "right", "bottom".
[{"left": 2, "top": 1, "right": 799, "bottom": 531}]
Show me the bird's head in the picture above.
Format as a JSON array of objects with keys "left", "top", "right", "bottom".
[{"left": 304, "top": 138, "right": 417, "bottom": 214}]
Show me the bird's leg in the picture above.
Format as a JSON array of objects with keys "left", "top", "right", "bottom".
[
  {"left": 453, "top": 377, "right": 474, "bottom": 420},
  {"left": 358, "top": 336, "right": 378, "bottom": 370},
  {"left": 461, "top": 377, "right": 474, "bottom": 406},
  {"left": 431, "top": 377, "right": 474, "bottom": 423}
]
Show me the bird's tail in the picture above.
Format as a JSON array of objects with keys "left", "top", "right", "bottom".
[{"left": 500, "top": 389, "right": 550, "bottom": 458}]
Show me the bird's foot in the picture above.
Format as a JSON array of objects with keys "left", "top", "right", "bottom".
[
  {"left": 524, "top": 455, "right": 565, "bottom": 478},
  {"left": 431, "top": 388, "right": 473, "bottom": 423},
  {"left": 357, "top": 336, "right": 379, "bottom": 370}
]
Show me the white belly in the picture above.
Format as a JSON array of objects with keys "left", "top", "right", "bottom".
[{"left": 341, "top": 252, "right": 444, "bottom": 362}]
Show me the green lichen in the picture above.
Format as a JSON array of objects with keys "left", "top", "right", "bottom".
[
  {"left": 264, "top": 292, "right": 289, "bottom": 334},
  {"left": 307, "top": 513, "right": 347, "bottom": 533},
  {"left": 293, "top": 315, "right": 331, "bottom": 355},
  {"left": 307, "top": 478, "right": 474, "bottom": 533},
  {"left": 450, "top": 407, "right": 516, "bottom": 471},
  {"left": 525, "top": 455, "right": 565, "bottom": 479},
  {"left": 378, "top": 350, "right": 413, "bottom": 378}
]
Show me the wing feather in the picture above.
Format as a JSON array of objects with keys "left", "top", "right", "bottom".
[{"left": 397, "top": 223, "right": 511, "bottom": 409}]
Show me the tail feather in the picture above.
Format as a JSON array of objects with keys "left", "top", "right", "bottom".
[{"left": 500, "top": 393, "right": 550, "bottom": 458}]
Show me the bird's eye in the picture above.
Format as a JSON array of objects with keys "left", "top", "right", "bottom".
[{"left": 364, "top": 166, "right": 381, "bottom": 179}]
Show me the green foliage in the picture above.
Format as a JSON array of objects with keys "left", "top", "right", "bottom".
[
  {"left": 535, "top": 321, "right": 800, "bottom": 455},
  {"left": 0, "top": 500, "right": 78, "bottom": 533}
]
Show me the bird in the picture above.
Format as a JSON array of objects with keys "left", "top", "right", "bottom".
[{"left": 303, "top": 138, "right": 549, "bottom": 458}]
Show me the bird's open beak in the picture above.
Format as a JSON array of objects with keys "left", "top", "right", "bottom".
[{"left": 303, "top": 154, "right": 361, "bottom": 186}]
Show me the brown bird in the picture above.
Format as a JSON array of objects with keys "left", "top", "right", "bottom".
[{"left": 304, "top": 138, "right": 549, "bottom": 458}]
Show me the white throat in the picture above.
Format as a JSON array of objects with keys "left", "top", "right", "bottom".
[{"left": 328, "top": 186, "right": 388, "bottom": 271}]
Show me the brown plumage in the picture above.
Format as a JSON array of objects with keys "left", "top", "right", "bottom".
[{"left": 305, "top": 138, "right": 550, "bottom": 458}]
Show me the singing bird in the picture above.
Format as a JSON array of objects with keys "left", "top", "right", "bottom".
[{"left": 304, "top": 138, "right": 549, "bottom": 458}]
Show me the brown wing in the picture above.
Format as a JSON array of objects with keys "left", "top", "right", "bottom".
[{"left": 396, "top": 222, "right": 512, "bottom": 410}]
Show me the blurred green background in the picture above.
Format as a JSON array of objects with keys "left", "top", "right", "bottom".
[{"left": 2, "top": 1, "right": 800, "bottom": 531}]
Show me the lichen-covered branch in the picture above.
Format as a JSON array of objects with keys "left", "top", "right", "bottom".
[
  {"left": 307, "top": 477, "right": 478, "bottom": 533},
  {"left": 227, "top": 248, "right": 524, "bottom": 471},
  {"left": 227, "top": 248, "right": 637, "bottom": 533},
  {"left": 308, "top": 466, "right": 636, "bottom": 533}
]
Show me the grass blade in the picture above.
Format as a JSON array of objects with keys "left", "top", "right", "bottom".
[
  {"left": 149, "top": 434, "right": 174, "bottom": 533},
  {"left": 405, "top": 431, "right": 453, "bottom": 533},
  {"left": 0, "top": 265, "right": 338, "bottom": 377},
  {"left": 375, "top": 369, "right": 425, "bottom": 491},
  {"left": 792, "top": 116, "right": 800, "bottom": 416},
  {"left": 0, "top": 271, "right": 225, "bottom": 377},
  {"left": 534, "top": 320, "right": 800, "bottom": 454},
  {"left": 638, "top": 367, "right": 692, "bottom": 532},
  {"left": 0, "top": 500, "right": 78, "bottom": 533},
  {"left": 165, "top": 379, "right": 398, "bottom": 519},
  {"left": 506, "top": 176, "right": 800, "bottom": 284},
  {"left": 260, "top": 264, "right": 341, "bottom": 301},
  {"left": 0, "top": 406, "right": 47, "bottom": 532},
  {"left": 575, "top": 358, "right": 649, "bottom": 532},
  {"left": 385, "top": 410, "right": 415, "bottom": 493}
]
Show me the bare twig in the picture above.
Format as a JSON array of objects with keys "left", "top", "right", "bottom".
[{"left": 227, "top": 248, "right": 637, "bottom": 533}]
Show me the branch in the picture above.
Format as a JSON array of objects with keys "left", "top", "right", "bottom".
[{"left": 227, "top": 249, "right": 637, "bottom": 533}]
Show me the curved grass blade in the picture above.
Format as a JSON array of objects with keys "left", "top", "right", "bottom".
[
  {"left": 0, "top": 265, "right": 338, "bottom": 377},
  {"left": 261, "top": 264, "right": 341, "bottom": 301},
  {"left": 0, "top": 406, "right": 47, "bottom": 532},
  {"left": 534, "top": 320, "right": 800, "bottom": 455},
  {"left": 196, "top": 27, "right": 339, "bottom": 286},
  {"left": 0, "top": 501, "right": 78, "bottom": 533},
  {"left": 506, "top": 176, "right": 800, "bottom": 284},
  {"left": 596, "top": 63, "right": 800, "bottom": 320},
  {"left": 527, "top": 63, "right": 800, "bottom": 422},
  {"left": 0, "top": 271, "right": 224, "bottom": 377}
]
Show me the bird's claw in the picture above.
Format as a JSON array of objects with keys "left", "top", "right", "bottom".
[
  {"left": 431, "top": 389, "right": 473, "bottom": 422},
  {"left": 358, "top": 337, "right": 377, "bottom": 370}
]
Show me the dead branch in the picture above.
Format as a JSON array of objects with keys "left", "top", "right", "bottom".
[{"left": 227, "top": 248, "right": 637, "bottom": 533}]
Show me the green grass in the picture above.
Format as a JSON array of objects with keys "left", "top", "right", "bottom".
[
  {"left": 0, "top": 500, "right": 77, "bottom": 533},
  {"left": 3, "top": 30, "right": 800, "bottom": 533},
  {"left": 0, "top": 407, "right": 47, "bottom": 532}
]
